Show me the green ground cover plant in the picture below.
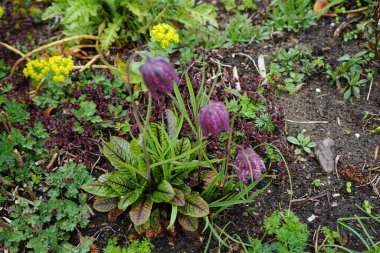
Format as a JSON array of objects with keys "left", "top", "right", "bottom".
[
  {"left": 42, "top": 0, "right": 217, "bottom": 50},
  {"left": 268, "top": 44, "right": 324, "bottom": 94}
]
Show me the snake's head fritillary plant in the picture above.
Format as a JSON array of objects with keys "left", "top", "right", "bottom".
[
  {"left": 199, "top": 102, "right": 229, "bottom": 137},
  {"left": 139, "top": 56, "right": 180, "bottom": 99},
  {"left": 234, "top": 148, "right": 266, "bottom": 184}
]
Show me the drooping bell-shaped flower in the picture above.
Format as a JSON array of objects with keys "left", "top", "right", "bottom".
[
  {"left": 199, "top": 102, "right": 229, "bottom": 137},
  {"left": 139, "top": 56, "right": 180, "bottom": 99},
  {"left": 234, "top": 148, "right": 266, "bottom": 184}
]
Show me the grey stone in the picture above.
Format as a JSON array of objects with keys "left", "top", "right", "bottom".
[{"left": 315, "top": 138, "right": 336, "bottom": 173}]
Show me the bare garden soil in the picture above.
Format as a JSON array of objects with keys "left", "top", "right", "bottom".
[{"left": 1, "top": 4, "right": 379, "bottom": 253}]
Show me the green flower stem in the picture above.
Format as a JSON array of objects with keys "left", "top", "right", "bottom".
[{"left": 125, "top": 52, "right": 153, "bottom": 191}]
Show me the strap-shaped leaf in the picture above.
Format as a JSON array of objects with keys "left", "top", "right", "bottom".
[
  {"left": 93, "top": 197, "right": 118, "bottom": 212},
  {"left": 130, "top": 138, "right": 142, "bottom": 156},
  {"left": 178, "top": 213, "right": 198, "bottom": 232},
  {"left": 118, "top": 188, "right": 141, "bottom": 210},
  {"left": 166, "top": 109, "right": 178, "bottom": 140},
  {"left": 82, "top": 174, "right": 119, "bottom": 197},
  {"left": 178, "top": 192, "right": 209, "bottom": 218},
  {"left": 129, "top": 195, "right": 153, "bottom": 226},
  {"left": 150, "top": 208, "right": 161, "bottom": 232},
  {"left": 174, "top": 138, "right": 191, "bottom": 157},
  {"left": 149, "top": 123, "right": 169, "bottom": 151},
  {"left": 152, "top": 180, "right": 175, "bottom": 203},
  {"left": 110, "top": 136, "right": 131, "bottom": 159},
  {"left": 108, "top": 172, "right": 137, "bottom": 195},
  {"left": 169, "top": 188, "right": 185, "bottom": 206}
]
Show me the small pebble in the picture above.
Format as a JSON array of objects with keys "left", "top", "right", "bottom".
[
  {"left": 355, "top": 133, "right": 360, "bottom": 139},
  {"left": 307, "top": 214, "right": 317, "bottom": 222},
  {"left": 316, "top": 88, "right": 321, "bottom": 93},
  {"left": 331, "top": 202, "right": 338, "bottom": 207}
]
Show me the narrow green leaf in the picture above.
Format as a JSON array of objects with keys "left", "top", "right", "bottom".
[
  {"left": 93, "top": 197, "right": 118, "bottom": 212},
  {"left": 166, "top": 109, "right": 178, "bottom": 140},
  {"left": 129, "top": 195, "right": 153, "bottom": 225}
]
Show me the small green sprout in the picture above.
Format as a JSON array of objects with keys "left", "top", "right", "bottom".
[
  {"left": 287, "top": 133, "right": 317, "bottom": 154},
  {"left": 312, "top": 179, "right": 322, "bottom": 187},
  {"left": 363, "top": 200, "right": 373, "bottom": 215},
  {"left": 346, "top": 182, "right": 352, "bottom": 193}
]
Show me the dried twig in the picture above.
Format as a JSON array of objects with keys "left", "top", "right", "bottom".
[
  {"left": 291, "top": 192, "right": 328, "bottom": 203},
  {"left": 366, "top": 78, "right": 374, "bottom": 101}
]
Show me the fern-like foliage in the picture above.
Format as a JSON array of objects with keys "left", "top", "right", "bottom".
[
  {"left": 42, "top": 0, "right": 217, "bottom": 50},
  {"left": 100, "top": 16, "right": 124, "bottom": 50},
  {"left": 254, "top": 113, "right": 274, "bottom": 132}
]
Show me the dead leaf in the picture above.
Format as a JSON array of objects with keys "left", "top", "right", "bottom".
[
  {"left": 90, "top": 244, "right": 99, "bottom": 253},
  {"left": 43, "top": 106, "right": 56, "bottom": 116},
  {"left": 108, "top": 208, "right": 125, "bottom": 223},
  {"left": 203, "top": 171, "right": 224, "bottom": 187},
  {"left": 314, "top": 0, "right": 328, "bottom": 14}
]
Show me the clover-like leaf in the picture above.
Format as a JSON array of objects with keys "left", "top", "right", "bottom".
[{"left": 287, "top": 136, "right": 300, "bottom": 145}]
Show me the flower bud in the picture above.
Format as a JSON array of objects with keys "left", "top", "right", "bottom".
[
  {"left": 139, "top": 56, "right": 180, "bottom": 99},
  {"left": 234, "top": 148, "right": 266, "bottom": 184},
  {"left": 199, "top": 102, "right": 229, "bottom": 137}
]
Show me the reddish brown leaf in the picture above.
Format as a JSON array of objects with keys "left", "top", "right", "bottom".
[
  {"left": 108, "top": 208, "right": 125, "bottom": 223},
  {"left": 43, "top": 106, "right": 56, "bottom": 116}
]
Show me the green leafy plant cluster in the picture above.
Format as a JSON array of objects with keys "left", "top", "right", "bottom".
[
  {"left": 82, "top": 113, "right": 219, "bottom": 233},
  {"left": 326, "top": 51, "right": 374, "bottom": 100},
  {"left": 287, "top": 133, "right": 317, "bottom": 155},
  {"left": 221, "top": 0, "right": 257, "bottom": 11},
  {"left": 321, "top": 206, "right": 380, "bottom": 252},
  {"left": 104, "top": 237, "right": 153, "bottom": 253},
  {"left": 0, "top": 98, "right": 49, "bottom": 182},
  {"left": 225, "top": 13, "right": 270, "bottom": 44},
  {"left": 268, "top": 44, "right": 324, "bottom": 94},
  {"left": 266, "top": 0, "right": 316, "bottom": 32},
  {"left": 226, "top": 93, "right": 274, "bottom": 132},
  {"left": 246, "top": 209, "right": 309, "bottom": 253},
  {"left": 42, "top": 0, "right": 217, "bottom": 50},
  {"left": 0, "top": 162, "right": 94, "bottom": 252}
]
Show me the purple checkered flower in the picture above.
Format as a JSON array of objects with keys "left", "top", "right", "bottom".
[
  {"left": 139, "top": 56, "right": 180, "bottom": 99},
  {"left": 234, "top": 148, "right": 266, "bottom": 184},
  {"left": 199, "top": 102, "right": 229, "bottom": 137}
]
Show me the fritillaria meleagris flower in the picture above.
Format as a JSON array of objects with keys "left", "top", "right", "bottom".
[
  {"left": 199, "top": 102, "right": 229, "bottom": 137},
  {"left": 234, "top": 148, "right": 266, "bottom": 184},
  {"left": 139, "top": 56, "right": 180, "bottom": 99}
]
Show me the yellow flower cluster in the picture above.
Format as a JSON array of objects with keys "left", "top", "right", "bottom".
[
  {"left": 0, "top": 6, "right": 4, "bottom": 19},
  {"left": 23, "top": 59, "right": 50, "bottom": 81},
  {"left": 150, "top": 23, "right": 179, "bottom": 48},
  {"left": 48, "top": 56, "right": 74, "bottom": 82},
  {"left": 23, "top": 56, "right": 74, "bottom": 82}
]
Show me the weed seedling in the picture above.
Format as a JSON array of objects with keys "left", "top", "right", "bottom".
[
  {"left": 363, "top": 200, "right": 373, "bottom": 214},
  {"left": 346, "top": 181, "right": 352, "bottom": 193},
  {"left": 287, "top": 133, "right": 317, "bottom": 155},
  {"left": 312, "top": 178, "right": 322, "bottom": 187}
]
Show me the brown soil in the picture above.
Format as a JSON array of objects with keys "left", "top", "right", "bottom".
[{"left": 0, "top": 4, "right": 379, "bottom": 253}]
